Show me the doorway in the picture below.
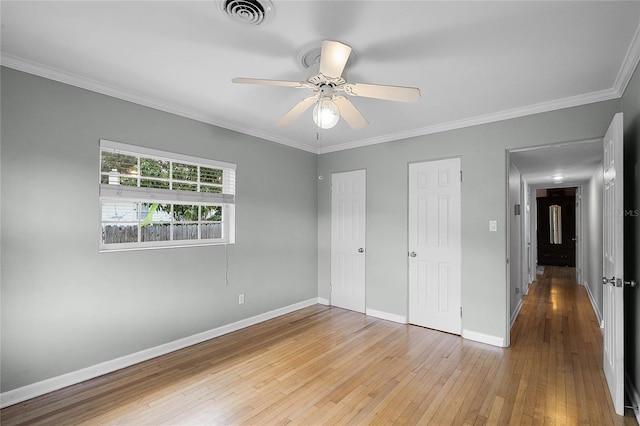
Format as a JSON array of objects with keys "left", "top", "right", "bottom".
[{"left": 536, "top": 187, "right": 577, "bottom": 267}]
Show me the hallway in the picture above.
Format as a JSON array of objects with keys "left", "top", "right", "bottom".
[{"left": 509, "top": 265, "right": 637, "bottom": 423}]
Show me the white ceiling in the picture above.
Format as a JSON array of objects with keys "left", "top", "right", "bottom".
[
  {"left": 510, "top": 139, "right": 604, "bottom": 187},
  {"left": 1, "top": 1, "right": 639, "bottom": 157}
]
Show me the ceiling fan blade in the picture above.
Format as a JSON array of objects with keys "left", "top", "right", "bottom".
[
  {"left": 232, "top": 78, "right": 314, "bottom": 89},
  {"left": 342, "top": 82, "right": 421, "bottom": 103},
  {"left": 275, "top": 95, "right": 318, "bottom": 127},
  {"left": 319, "top": 40, "right": 352, "bottom": 79},
  {"left": 334, "top": 96, "right": 368, "bottom": 130}
]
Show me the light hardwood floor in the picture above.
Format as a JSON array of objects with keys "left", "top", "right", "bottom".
[{"left": 1, "top": 266, "right": 637, "bottom": 425}]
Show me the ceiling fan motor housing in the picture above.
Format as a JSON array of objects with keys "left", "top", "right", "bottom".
[
  {"left": 305, "top": 62, "right": 346, "bottom": 87},
  {"left": 318, "top": 84, "right": 335, "bottom": 99}
]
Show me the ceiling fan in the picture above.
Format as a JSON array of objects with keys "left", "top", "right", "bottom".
[{"left": 231, "top": 40, "right": 421, "bottom": 130}]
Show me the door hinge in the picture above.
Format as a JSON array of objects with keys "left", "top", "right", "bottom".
[
  {"left": 460, "top": 307, "right": 462, "bottom": 318},
  {"left": 460, "top": 170, "right": 462, "bottom": 182}
]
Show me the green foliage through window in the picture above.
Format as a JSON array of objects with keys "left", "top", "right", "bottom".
[
  {"left": 99, "top": 140, "right": 235, "bottom": 250},
  {"left": 100, "top": 151, "right": 225, "bottom": 192}
]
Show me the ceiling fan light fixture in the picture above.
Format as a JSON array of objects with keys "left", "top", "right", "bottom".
[
  {"left": 231, "top": 39, "right": 420, "bottom": 130},
  {"left": 313, "top": 97, "right": 340, "bottom": 129}
]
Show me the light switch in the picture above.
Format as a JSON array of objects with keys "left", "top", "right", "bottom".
[{"left": 489, "top": 220, "right": 498, "bottom": 232}]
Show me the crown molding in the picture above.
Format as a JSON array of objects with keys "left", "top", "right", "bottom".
[
  {"left": 3, "top": 17, "right": 639, "bottom": 158},
  {"left": 613, "top": 22, "right": 640, "bottom": 97},
  {"left": 321, "top": 88, "right": 621, "bottom": 153},
  {"left": 0, "top": 53, "right": 318, "bottom": 154}
]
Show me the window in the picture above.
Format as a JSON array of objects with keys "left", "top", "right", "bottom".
[{"left": 99, "top": 140, "right": 236, "bottom": 251}]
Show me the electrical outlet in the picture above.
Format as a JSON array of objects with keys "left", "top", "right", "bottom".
[
  {"left": 489, "top": 220, "right": 498, "bottom": 232},
  {"left": 238, "top": 293, "right": 245, "bottom": 304}
]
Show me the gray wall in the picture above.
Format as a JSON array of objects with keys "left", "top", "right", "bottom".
[
  {"left": 583, "top": 163, "right": 604, "bottom": 323},
  {"left": 3, "top": 60, "right": 637, "bottom": 396},
  {"left": 621, "top": 55, "right": 640, "bottom": 402},
  {"left": 318, "top": 100, "right": 620, "bottom": 344},
  {"left": 0, "top": 67, "right": 319, "bottom": 392}
]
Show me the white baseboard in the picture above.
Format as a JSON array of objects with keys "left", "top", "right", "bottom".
[
  {"left": 625, "top": 372, "right": 640, "bottom": 423},
  {"left": 0, "top": 297, "right": 321, "bottom": 409},
  {"left": 584, "top": 280, "right": 604, "bottom": 327},
  {"left": 365, "top": 308, "right": 407, "bottom": 324},
  {"left": 363, "top": 310, "right": 505, "bottom": 348},
  {"left": 510, "top": 299, "right": 523, "bottom": 330},
  {"left": 462, "top": 329, "right": 505, "bottom": 347},
  {"left": 317, "top": 297, "right": 330, "bottom": 306}
]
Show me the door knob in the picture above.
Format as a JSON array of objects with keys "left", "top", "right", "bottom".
[
  {"left": 624, "top": 279, "right": 637, "bottom": 288},
  {"left": 602, "top": 276, "right": 615, "bottom": 285},
  {"left": 358, "top": 248, "right": 365, "bottom": 253},
  {"left": 409, "top": 251, "right": 417, "bottom": 258}
]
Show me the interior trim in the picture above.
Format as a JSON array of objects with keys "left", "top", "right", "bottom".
[
  {"left": 584, "top": 280, "right": 604, "bottom": 327},
  {"left": 365, "top": 308, "right": 407, "bottom": 324},
  {"left": 510, "top": 299, "right": 523, "bottom": 330},
  {"left": 3, "top": 22, "right": 640, "bottom": 156},
  {"left": 0, "top": 54, "right": 317, "bottom": 154},
  {"left": 462, "top": 329, "right": 505, "bottom": 348},
  {"left": 0, "top": 297, "right": 321, "bottom": 409}
]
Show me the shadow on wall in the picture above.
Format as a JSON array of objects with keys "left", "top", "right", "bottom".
[{"left": 623, "top": 110, "right": 639, "bottom": 389}]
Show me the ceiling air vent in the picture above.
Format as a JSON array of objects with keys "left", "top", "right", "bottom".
[{"left": 219, "top": 0, "right": 275, "bottom": 27}]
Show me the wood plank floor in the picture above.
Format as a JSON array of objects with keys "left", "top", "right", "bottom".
[{"left": 1, "top": 266, "right": 637, "bottom": 425}]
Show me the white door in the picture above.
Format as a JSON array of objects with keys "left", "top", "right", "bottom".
[
  {"left": 602, "top": 112, "right": 624, "bottom": 415},
  {"left": 331, "top": 170, "right": 366, "bottom": 313},
  {"left": 408, "top": 158, "right": 461, "bottom": 334}
]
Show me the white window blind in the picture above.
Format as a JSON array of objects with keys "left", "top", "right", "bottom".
[{"left": 99, "top": 139, "right": 236, "bottom": 251}]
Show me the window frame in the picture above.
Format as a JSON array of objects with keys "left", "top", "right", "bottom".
[{"left": 99, "top": 139, "right": 236, "bottom": 252}]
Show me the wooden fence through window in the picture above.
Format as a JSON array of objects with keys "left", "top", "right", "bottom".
[{"left": 103, "top": 223, "right": 222, "bottom": 244}]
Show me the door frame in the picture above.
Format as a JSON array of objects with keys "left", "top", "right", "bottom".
[
  {"left": 505, "top": 151, "right": 518, "bottom": 347},
  {"left": 575, "top": 186, "right": 584, "bottom": 285},
  {"left": 528, "top": 185, "right": 584, "bottom": 270},
  {"left": 507, "top": 159, "right": 523, "bottom": 330}
]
